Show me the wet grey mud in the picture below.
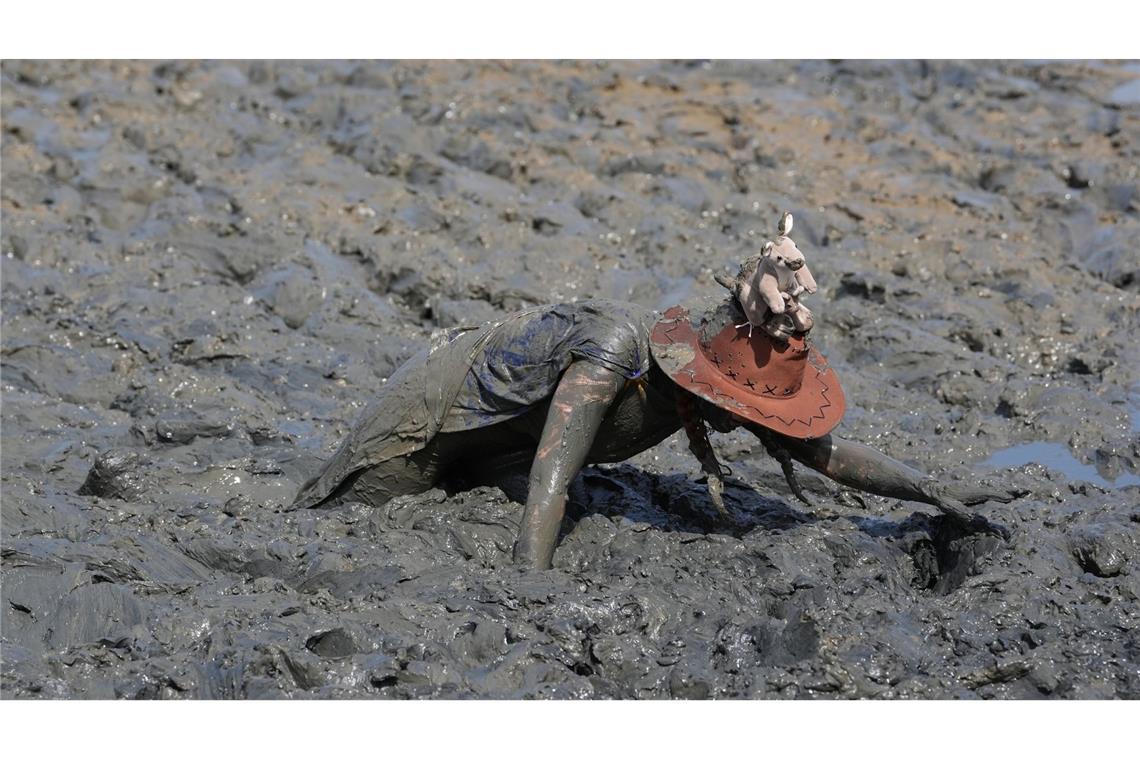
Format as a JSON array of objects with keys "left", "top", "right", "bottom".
[{"left": 2, "top": 61, "right": 1138, "bottom": 699}]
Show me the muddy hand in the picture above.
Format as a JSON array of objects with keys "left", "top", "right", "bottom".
[
  {"left": 920, "top": 481, "right": 1012, "bottom": 541},
  {"left": 942, "top": 482, "right": 1027, "bottom": 506},
  {"left": 706, "top": 472, "right": 734, "bottom": 524},
  {"left": 676, "top": 390, "right": 738, "bottom": 524}
]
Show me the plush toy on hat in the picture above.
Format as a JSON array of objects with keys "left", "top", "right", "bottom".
[{"left": 716, "top": 212, "right": 818, "bottom": 340}]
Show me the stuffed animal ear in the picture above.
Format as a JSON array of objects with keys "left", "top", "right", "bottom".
[
  {"left": 762, "top": 240, "right": 775, "bottom": 256},
  {"left": 778, "top": 212, "right": 793, "bottom": 237}
]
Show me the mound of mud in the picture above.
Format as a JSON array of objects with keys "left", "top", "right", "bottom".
[{"left": 2, "top": 61, "right": 1138, "bottom": 698}]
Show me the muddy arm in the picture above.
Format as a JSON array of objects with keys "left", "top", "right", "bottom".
[
  {"left": 750, "top": 428, "right": 1016, "bottom": 536},
  {"left": 776, "top": 433, "right": 948, "bottom": 503},
  {"left": 513, "top": 361, "right": 625, "bottom": 570}
]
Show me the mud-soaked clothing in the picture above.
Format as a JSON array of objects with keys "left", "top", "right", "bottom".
[
  {"left": 293, "top": 300, "right": 657, "bottom": 509},
  {"left": 441, "top": 301, "right": 653, "bottom": 431}
]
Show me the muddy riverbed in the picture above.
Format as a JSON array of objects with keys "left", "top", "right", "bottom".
[{"left": 2, "top": 60, "right": 1138, "bottom": 698}]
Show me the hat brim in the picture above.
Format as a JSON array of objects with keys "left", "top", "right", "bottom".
[{"left": 650, "top": 298, "right": 845, "bottom": 439}]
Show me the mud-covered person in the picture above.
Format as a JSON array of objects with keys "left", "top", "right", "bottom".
[{"left": 294, "top": 294, "right": 1016, "bottom": 570}]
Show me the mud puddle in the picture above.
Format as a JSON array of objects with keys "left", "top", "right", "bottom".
[{"left": 982, "top": 442, "right": 1140, "bottom": 489}]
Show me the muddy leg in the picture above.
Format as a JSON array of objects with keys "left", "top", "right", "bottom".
[
  {"left": 750, "top": 429, "right": 1014, "bottom": 538},
  {"left": 513, "top": 361, "right": 625, "bottom": 570},
  {"left": 337, "top": 440, "right": 448, "bottom": 506}
]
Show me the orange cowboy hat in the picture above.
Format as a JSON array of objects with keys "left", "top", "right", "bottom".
[{"left": 650, "top": 297, "right": 845, "bottom": 439}]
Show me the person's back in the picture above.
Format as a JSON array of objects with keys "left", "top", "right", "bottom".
[
  {"left": 293, "top": 299, "right": 659, "bottom": 510},
  {"left": 441, "top": 299, "right": 655, "bottom": 432}
]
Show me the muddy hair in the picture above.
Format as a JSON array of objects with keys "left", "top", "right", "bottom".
[{"left": 675, "top": 393, "right": 812, "bottom": 505}]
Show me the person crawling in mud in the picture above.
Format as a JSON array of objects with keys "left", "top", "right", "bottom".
[{"left": 294, "top": 220, "right": 1017, "bottom": 570}]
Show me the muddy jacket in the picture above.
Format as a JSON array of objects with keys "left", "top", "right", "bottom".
[{"left": 291, "top": 299, "right": 655, "bottom": 509}]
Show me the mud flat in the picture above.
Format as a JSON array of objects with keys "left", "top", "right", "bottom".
[{"left": 2, "top": 60, "right": 1138, "bottom": 698}]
